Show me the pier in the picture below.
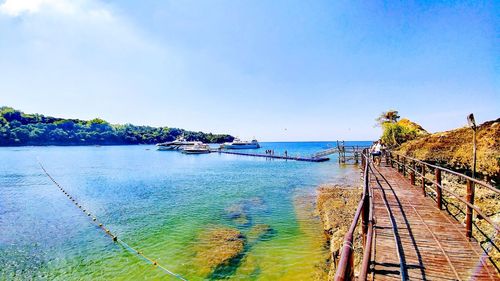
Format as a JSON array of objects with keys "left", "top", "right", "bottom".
[
  {"left": 214, "top": 141, "right": 368, "bottom": 163},
  {"left": 312, "top": 141, "right": 369, "bottom": 164},
  {"left": 216, "top": 150, "right": 330, "bottom": 162},
  {"left": 334, "top": 152, "right": 499, "bottom": 280}
]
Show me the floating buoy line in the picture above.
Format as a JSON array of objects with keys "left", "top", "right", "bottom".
[{"left": 38, "top": 161, "right": 188, "bottom": 281}]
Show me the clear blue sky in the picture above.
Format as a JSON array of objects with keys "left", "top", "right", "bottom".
[{"left": 0, "top": 0, "right": 498, "bottom": 141}]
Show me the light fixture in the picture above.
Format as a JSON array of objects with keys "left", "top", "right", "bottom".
[{"left": 467, "top": 113, "right": 476, "bottom": 130}]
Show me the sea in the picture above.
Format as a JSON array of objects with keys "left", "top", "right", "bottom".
[{"left": 0, "top": 141, "right": 371, "bottom": 280}]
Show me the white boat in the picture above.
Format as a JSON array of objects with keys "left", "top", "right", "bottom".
[
  {"left": 220, "top": 138, "right": 260, "bottom": 149},
  {"left": 182, "top": 143, "right": 211, "bottom": 154},
  {"left": 156, "top": 137, "right": 199, "bottom": 151}
]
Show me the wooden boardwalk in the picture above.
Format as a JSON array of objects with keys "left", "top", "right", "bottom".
[{"left": 369, "top": 162, "right": 499, "bottom": 280}]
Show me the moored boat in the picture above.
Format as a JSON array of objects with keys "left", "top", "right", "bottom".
[
  {"left": 182, "top": 143, "right": 211, "bottom": 154},
  {"left": 156, "top": 137, "right": 199, "bottom": 151},
  {"left": 220, "top": 138, "right": 260, "bottom": 149}
]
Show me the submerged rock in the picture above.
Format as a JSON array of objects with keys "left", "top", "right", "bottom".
[
  {"left": 193, "top": 226, "right": 246, "bottom": 277},
  {"left": 225, "top": 197, "right": 265, "bottom": 227},
  {"left": 232, "top": 253, "right": 262, "bottom": 280},
  {"left": 247, "top": 224, "right": 275, "bottom": 243},
  {"left": 225, "top": 204, "right": 250, "bottom": 226},
  {"left": 244, "top": 197, "right": 265, "bottom": 209}
]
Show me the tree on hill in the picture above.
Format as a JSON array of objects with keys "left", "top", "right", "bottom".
[
  {"left": 377, "top": 110, "right": 428, "bottom": 147},
  {"left": 376, "top": 110, "right": 400, "bottom": 126}
]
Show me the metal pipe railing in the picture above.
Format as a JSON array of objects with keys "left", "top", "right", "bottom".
[
  {"left": 388, "top": 151, "right": 499, "bottom": 237},
  {"left": 358, "top": 165, "right": 374, "bottom": 280},
  {"left": 334, "top": 149, "right": 373, "bottom": 281},
  {"left": 335, "top": 150, "right": 498, "bottom": 280},
  {"left": 390, "top": 152, "right": 499, "bottom": 194}
]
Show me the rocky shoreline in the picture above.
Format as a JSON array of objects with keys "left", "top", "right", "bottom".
[{"left": 316, "top": 184, "right": 362, "bottom": 280}]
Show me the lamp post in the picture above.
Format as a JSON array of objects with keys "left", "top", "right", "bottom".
[
  {"left": 466, "top": 113, "right": 477, "bottom": 238},
  {"left": 467, "top": 113, "right": 477, "bottom": 178}
]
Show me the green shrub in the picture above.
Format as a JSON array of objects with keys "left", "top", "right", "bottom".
[{"left": 376, "top": 110, "right": 427, "bottom": 147}]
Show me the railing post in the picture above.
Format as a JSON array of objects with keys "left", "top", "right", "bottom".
[
  {"left": 361, "top": 153, "right": 369, "bottom": 245},
  {"left": 362, "top": 196, "right": 368, "bottom": 245},
  {"left": 402, "top": 157, "right": 406, "bottom": 177},
  {"left": 410, "top": 161, "right": 415, "bottom": 185},
  {"left": 362, "top": 185, "right": 370, "bottom": 244},
  {"left": 396, "top": 155, "right": 400, "bottom": 172},
  {"left": 466, "top": 179, "right": 475, "bottom": 238},
  {"left": 348, "top": 251, "right": 354, "bottom": 280},
  {"left": 435, "top": 168, "right": 442, "bottom": 209},
  {"left": 421, "top": 164, "right": 426, "bottom": 196}
]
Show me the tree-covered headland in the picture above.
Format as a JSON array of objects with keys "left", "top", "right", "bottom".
[
  {"left": 376, "top": 109, "right": 499, "bottom": 180},
  {"left": 0, "top": 106, "right": 234, "bottom": 146},
  {"left": 375, "top": 110, "right": 428, "bottom": 147}
]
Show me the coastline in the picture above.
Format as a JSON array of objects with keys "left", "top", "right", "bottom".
[
  {"left": 1, "top": 142, "right": 360, "bottom": 280},
  {"left": 291, "top": 164, "right": 363, "bottom": 280},
  {"left": 316, "top": 167, "right": 363, "bottom": 280}
]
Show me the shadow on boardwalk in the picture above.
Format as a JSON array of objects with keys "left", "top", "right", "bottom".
[{"left": 369, "top": 162, "right": 499, "bottom": 280}]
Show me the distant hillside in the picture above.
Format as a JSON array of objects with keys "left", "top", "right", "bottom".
[
  {"left": 0, "top": 106, "right": 234, "bottom": 146},
  {"left": 396, "top": 118, "right": 500, "bottom": 180}
]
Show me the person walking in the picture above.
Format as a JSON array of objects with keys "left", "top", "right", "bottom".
[{"left": 370, "top": 140, "right": 382, "bottom": 166}]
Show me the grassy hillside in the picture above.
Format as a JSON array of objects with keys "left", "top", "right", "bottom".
[{"left": 396, "top": 118, "right": 500, "bottom": 180}]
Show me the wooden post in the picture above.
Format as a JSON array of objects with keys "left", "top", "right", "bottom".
[
  {"left": 410, "top": 161, "right": 415, "bottom": 185},
  {"left": 396, "top": 155, "right": 400, "bottom": 172},
  {"left": 342, "top": 145, "right": 346, "bottom": 163},
  {"left": 402, "top": 157, "right": 406, "bottom": 177},
  {"left": 337, "top": 140, "right": 341, "bottom": 164},
  {"left": 435, "top": 169, "right": 442, "bottom": 209},
  {"left": 466, "top": 179, "right": 475, "bottom": 238},
  {"left": 421, "top": 164, "right": 426, "bottom": 196}
]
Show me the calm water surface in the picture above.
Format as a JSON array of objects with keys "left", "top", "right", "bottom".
[{"left": 0, "top": 142, "right": 369, "bottom": 280}]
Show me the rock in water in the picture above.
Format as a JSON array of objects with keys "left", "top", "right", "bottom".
[
  {"left": 247, "top": 224, "right": 274, "bottom": 244},
  {"left": 224, "top": 197, "right": 266, "bottom": 227},
  {"left": 194, "top": 227, "right": 246, "bottom": 277},
  {"left": 225, "top": 203, "right": 250, "bottom": 226}
]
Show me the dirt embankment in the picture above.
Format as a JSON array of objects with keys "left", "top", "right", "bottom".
[{"left": 396, "top": 118, "right": 500, "bottom": 181}]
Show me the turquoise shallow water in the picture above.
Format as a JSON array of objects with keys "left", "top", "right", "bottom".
[{"left": 0, "top": 141, "right": 370, "bottom": 280}]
